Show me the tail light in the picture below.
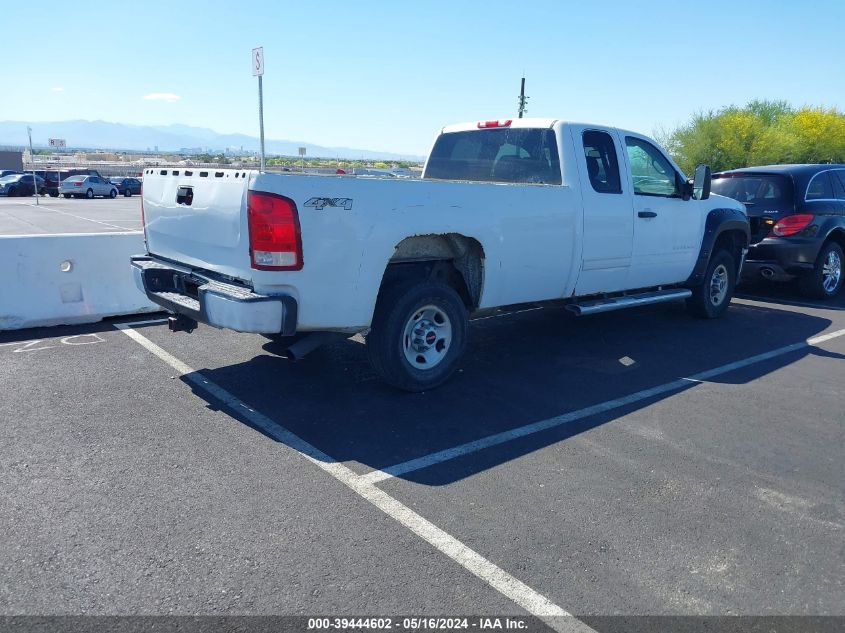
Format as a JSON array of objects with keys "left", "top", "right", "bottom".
[
  {"left": 770, "top": 214, "right": 814, "bottom": 237},
  {"left": 74, "top": 182, "right": 82, "bottom": 187},
  {"left": 247, "top": 190, "right": 303, "bottom": 270},
  {"left": 477, "top": 119, "right": 512, "bottom": 129}
]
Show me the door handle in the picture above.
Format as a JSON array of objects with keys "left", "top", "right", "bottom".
[{"left": 638, "top": 210, "right": 657, "bottom": 218}]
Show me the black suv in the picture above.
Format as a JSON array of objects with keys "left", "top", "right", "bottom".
[{"left": 711, "top": 165, "right": 845, "bottom": 299}]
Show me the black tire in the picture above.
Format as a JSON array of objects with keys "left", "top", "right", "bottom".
[
  {"left": 109, "top": 188, "right": 117, "bottom": 199},
  {"left": 686, "top": 249, "right": 736, "bottom": 318},
  {"left": 366, "top": 280, "right": 468, "bottom": 392},
  {"left": 7, "top": 187, "right": 16, "bottom": 197},
  {"left": 800, "top": 241, "right": 844, "bottom": 299},
  {"left": 50, "top": 191, "right": 59, "bottom": 198},
  {"left": 86, "top": 188, "right": 94, "bottom": 199},
  {"left": 63, "top": 193, "right": 71, "bottom": 198},
  {"left": 124, "top": 188, "right": 132, "bottom": 197}
]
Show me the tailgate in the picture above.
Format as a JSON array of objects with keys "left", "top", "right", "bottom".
[{"left": 142, "top": 168, "right": 256, "bottom": 281}]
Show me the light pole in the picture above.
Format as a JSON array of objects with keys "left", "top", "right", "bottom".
[{"left": 27, "top": 126, "right": 39, "bottom": 206}]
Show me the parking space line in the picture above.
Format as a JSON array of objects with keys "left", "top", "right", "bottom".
[
  {"left": 360, "top": 328, "right": 845, "bottom": 485},
  {"left": 119, "top": 317, "right": 168, "bottom": 326},
  {"left": 23, "top": 202, "right": 131, "bottom": 231},
  {"left": 736, "top": 295, "right": 845, "bottom": 311},
  {"left": 114, "top": 323, "right": 593, "bottom": 633},
  {"left": 471, "top": 307, "right": 544, "bottom": 322}
]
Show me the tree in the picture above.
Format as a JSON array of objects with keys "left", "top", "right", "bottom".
[{"left": 665, "top": 100, "right": 845, "bottom": 173}]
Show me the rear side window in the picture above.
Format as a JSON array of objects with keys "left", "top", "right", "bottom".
[
  {"left": 806, "top": 172, "right": 834, "bottom": 200},
  {"left": 833, "top": 170, "right": 845, "bottom": 200},
  {"left": 582, "top": 130, "right": 621, "bottom": 194},
  {"left": 425, "top": 128, "right": 561, "bottom": 185}
]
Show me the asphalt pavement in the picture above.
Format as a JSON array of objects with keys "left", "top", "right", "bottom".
[
  {"left": 0, "top": 286, "right": 843, "bottom": 631},
  {"left": 0, "top": 195, "right": 142, "bottom": 234}
]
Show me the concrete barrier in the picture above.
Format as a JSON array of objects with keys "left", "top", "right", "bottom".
[{"left": 0, "top": 232, "right": 160, "bottom": 330}]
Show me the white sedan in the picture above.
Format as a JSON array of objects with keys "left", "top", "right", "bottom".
[{"left": 60, "top": 175, "right": 118, "bottom": 199}]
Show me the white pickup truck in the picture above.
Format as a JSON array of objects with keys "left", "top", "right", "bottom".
[{"left": 132, "top": 118, "right": 749, "bottom": 391}]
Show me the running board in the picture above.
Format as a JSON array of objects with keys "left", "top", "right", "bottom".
[{"left": 566, "top": 288, "right": 692, "bottom": 316}]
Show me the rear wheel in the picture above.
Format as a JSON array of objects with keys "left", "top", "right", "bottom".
[
  {"left": 800, "top": 241, "right": 843, "bottom": 299},
  {"left": 366, "top": 280, "right": 468, "bottom": 392},
  {"left": 63, "top": 193, "right": 71, "bottom": 198},
  {"left": 109, "top": 188, "right": 117, "bottom": 199},
  {"left": 7, "top": 187, "right": 16, "bottom": 197},
  {"left": 687, "top": 249, "right": 736, "bottom": 318},
  {"left": 124, "top": 188, "right": 132, "bottom": 197},
  {"left": 86, "top": 188, "right": 94, "bottom": 199}
]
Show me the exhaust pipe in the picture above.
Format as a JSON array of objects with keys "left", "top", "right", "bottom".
[
  {"left": 282, "top": 332, "right": 344, "bottom": 361},
  {"left": 760, "top": 267, "right": 775, "bottom": 279}
]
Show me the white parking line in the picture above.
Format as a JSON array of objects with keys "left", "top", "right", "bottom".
[
  {"left": 114, "top": 323, "right": 594, "bottom": 633},
  {"left": 360, "top": 328, "right": 845, "bottom": 484},
  {"left": 119, "top": 317, "right": 168, "bottom": 327},
  {"left": 736, "top": 294, "right": 845, "bottom": 311},
  {"left": 23, "top": 202, "right": 130, "bottom": 231}
]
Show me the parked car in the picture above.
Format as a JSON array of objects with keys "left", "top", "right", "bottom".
[
  {"left": 110, "top": 177, "right": 142, "bottom": 197},
  {"left": 0, "top": 169, "right": 20, "bottom": 178},
  {"left": 36, "top": 169, "right": 107, "bottom": 196},
  {"left": 133, "top": 117, "right": 749, "bottom": 391},
  {"left": 60, "top": 175, "right": 118, "bottom": 199},
  {"left": 0, "top": 173, "right": 45, "bottom": 196},
  {"left": 712, "top": 164, "right": 845, "bottom": 298}
]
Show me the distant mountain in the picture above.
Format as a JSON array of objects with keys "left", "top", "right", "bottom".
[{"left": 0, "top": 120, "right": 423, "bottom": 161}]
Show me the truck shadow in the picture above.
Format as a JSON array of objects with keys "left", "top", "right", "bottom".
[
  {"left": 181, "top": 302, "right": 843, "bottom": 486},
  {"left": 737, "top": 278, "right": 845, "bottom": 311}
]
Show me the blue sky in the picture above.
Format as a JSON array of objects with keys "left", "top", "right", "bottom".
[{"left": 1, "top": 0, "right": 844, "bottom": 156}]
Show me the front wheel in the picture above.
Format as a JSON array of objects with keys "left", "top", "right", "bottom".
[
  {"left": 109, "top": 189, "right": 117, "bottom": 199},
  {"left": 687, "top": 249, "right": 736, "bottom": 319},
  {"left": 124, "top": 189, "right": 132, "bottom": 197},
  {"left": 366, "top": 281, "right": 468, "bottom": 392},
  {"left": 6, "top": 187, "right": 16, "bottom": 197},
  {"left": 63, "top": 193, "right": 71, "bottom": 198},
  {"left": 800, "top": 241, "right": 843, "bottom": 299},
  {"left": 85, "top": 188, "right": 94, "bottom": 199}
]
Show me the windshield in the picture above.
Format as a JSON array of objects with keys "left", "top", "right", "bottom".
[
  {"left": 425, "top": 127, "right": 561, "bottom": 185},
  {"left": 65, "top": 176, "right": 87, "bottom": 182},
  {"left": 711, "top": 174, "right": 794, "bottom": 213},
  {"left": 0, "top": 175, "right": 19, "bottom": 183}
]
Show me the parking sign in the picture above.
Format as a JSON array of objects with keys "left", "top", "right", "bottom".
[{"left": 252, "top": 47, "right": 264, "bottom": 76}]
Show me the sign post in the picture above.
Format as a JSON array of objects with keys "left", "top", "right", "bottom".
[
  {"left": 298, "top": 147, "right": 306, "bottom": 172},
  {"left": 252, "top": 46, "right": 265, "bottom": 171}
]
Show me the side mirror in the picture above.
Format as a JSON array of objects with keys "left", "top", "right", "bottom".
[{"left": 693, "top": 164, "right": 711, "bottom": 200}]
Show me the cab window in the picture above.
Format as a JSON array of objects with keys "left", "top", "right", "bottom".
[
  {"left": 625, "top": 137, "right": 679, "bottom": 197},
  {"left": 582, "top": 130, "right": 621, "bottom": 194}
]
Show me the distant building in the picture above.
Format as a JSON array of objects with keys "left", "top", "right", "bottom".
[{"left": 0, "top": 150, "right": 23, "bottom": 171}]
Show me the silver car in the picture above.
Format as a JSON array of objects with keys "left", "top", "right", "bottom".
[{"left": 60, "top": 175, "right": 118, "bottom": 199}]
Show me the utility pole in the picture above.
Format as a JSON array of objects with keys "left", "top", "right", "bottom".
[{"left": 517, "top": 76, "right": 529, "bottom": 119}]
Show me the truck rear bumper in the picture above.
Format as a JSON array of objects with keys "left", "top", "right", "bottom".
[{"left": 131, "top": 256, "right": 297, "bottom": 335}]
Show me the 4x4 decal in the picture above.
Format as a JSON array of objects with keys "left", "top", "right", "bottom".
[{"left": 304, "top": 197, "right": 354, "bottom": 211}]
